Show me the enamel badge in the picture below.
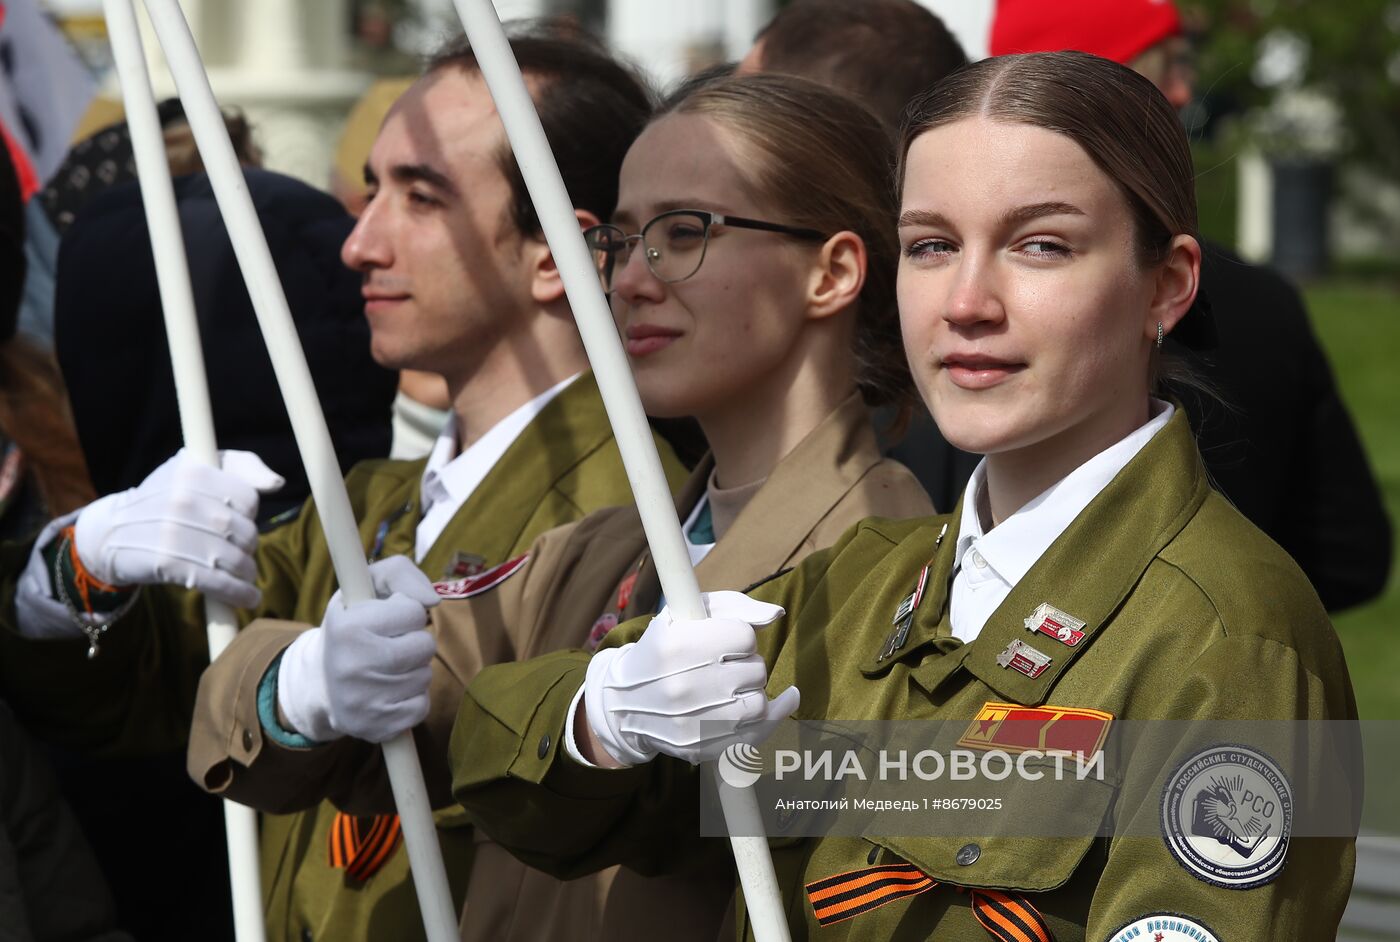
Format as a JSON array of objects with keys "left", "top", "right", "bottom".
[
  {"left": 445, "top": 551, "right": 487, "bottom": 579},
  {"left": 1024, "top": 602, "right": 1086, "bottom": 647},
  {"left": 995, "top": 639, "right": 1052, "bottom": 679},
  {"left": 433, "top": 554, "right": 528, "bottom": 599},
  {"left": 585, "top": 612, "right": 619, "bottom": 651},
  {"left": 877, "top": 561, "right": 931, "bottom": 662}
]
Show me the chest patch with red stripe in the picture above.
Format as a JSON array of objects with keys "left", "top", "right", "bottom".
[
  {"left": 432, "top": 554, "right": 528, "bottom": 599},
  {"left": 956, "top": 701, "right": 1113, "bottom": 758}
]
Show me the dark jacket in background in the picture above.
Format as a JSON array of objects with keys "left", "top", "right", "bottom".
[
  {"left": 54, "top": 167, "right": 396, "bottom": 523},
  {"left": 0, "top": 701, "right": 132, "bottom": 942},
  {"left": 1170, "top": 243, "right": 1391, "bottom": 612}
]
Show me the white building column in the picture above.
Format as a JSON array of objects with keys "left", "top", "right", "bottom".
[
  {"left": 607, "top": 0, "right": 774, "bottom": 90},
  {"left": 129, "top": 0, "right": 370, "bottom": 189},
  {"left": 1237, "top": 148, "right": 1273, "bottom": 263}
]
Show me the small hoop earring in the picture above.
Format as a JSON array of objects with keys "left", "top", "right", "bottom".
[{"left": 1156, "top": 322, "right": 1164, "bottom": 350}]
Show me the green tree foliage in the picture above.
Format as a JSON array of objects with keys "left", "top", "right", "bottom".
[{"left": 1190, "top": 1, "right": 1400, "bottom": 183}]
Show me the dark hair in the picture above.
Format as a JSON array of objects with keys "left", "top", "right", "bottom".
[
  {"left": 427, "top": 22, "right": 654, "bottom": 238},
  {"left": 657, "top": 74, "right": 912, "bottom": 408},
  {"left": 38, "top": 101, "right": 260, "bottom": 236},
  {"left": 899, "top": 51, "right": 1197, "bottom": 267},
  {"left": 754, "top": 0, "right": 967, "bottom": 134},
  {"left": 163, "top": 108, "right": 262, "bottom": 177}
]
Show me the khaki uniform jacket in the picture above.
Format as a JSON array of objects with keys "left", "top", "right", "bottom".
[
  {"left": 189, "top": 393, "right": 932, "bottom": 941},
  {"left": 450, "top": 408, "right": 1359, "bottom": 941},
  {"left": 0, "top": 372, "right": 683, "bottom": 942}
]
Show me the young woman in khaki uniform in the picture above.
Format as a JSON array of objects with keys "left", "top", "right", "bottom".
[
  {"left": 188, "top": 75, "right": 933, "bottom": 940},
  {"left": 448, "top": 53, "right": 1359, "bottom": 941}
]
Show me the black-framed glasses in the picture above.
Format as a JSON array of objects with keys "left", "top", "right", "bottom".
[{"left": 584, "top": 209, "right": 828, "bottom": 293}]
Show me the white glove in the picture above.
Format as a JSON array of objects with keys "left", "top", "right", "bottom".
[
  {"left": 583, "top": 590, "right": 800, "bottom": 766},
  {"left": 276, "top": 556, "right": 440, "bottom": 744},
  {"left": 72, "top": 449, "right": 284, "bottom": 609}
]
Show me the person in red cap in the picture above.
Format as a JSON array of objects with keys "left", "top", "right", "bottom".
[
  {"left": 991, "top": 0, "right": 1192, "bottom": 107},
  {"left": 988, "top": 0, "right": 1393, "bottom": 616}
]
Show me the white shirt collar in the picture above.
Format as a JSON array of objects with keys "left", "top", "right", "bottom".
[
  {"left": 417, "top": 373, "right": 580, "bottom": 551},
  {"left": 954, "top": 399, "right": 1175, "bottom": 588}
]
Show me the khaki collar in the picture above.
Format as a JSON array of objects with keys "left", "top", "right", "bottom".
[
  {"left": 864, "top": 408, "right": 1209, "bottom": 706},
  {"left": 419, "top": 371, "right": 615, "bottom": 573},
  {"left": 627, "top": 392, "right": 889, "bottom": 612},
  {"left": 698, "top": 391, "right": 888, "bottom": 591}
]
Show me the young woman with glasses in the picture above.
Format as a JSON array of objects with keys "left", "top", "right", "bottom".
[
  {"left": 449, "top": 52, "right": 1358, "bottom": 940},
  {"left": 187, "top": 73, "right": 933, "bottom": 940}
]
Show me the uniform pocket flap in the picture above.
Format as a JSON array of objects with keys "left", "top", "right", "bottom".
[{"left": 868, "top": 770, "right": 1115, "bottom": 893}]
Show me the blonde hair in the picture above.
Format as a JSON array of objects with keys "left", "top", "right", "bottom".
[{"left": 660, "top": 73, "right": 913, "bottom": 408}]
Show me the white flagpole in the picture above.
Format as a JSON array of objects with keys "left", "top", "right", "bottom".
[
  {"left": 100, "top": 0, "right": 264, "bottom": 937},
  {"left": 444, "top": 4, "right": 791, "bottom": 938},
  {"left": 134, "top": 2, "right": 459, "bottom": 939}
]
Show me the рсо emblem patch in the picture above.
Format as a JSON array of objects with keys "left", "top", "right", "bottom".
[{"left": 1160, "top": 744, "right": 1292, "bottom": 889}]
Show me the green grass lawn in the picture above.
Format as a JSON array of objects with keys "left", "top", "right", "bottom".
[
  {"left": 1306, "top": 281, "right": 1400, "bottom": 721},
  {"left": 1305, "top": 281, "right": 1399, "bottom": 834},
  {"left": 1191, "top": 143, "right": 1400, "bottom": 711}
]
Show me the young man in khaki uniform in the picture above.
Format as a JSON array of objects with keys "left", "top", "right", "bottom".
[{"left": 1, "top": 30, "right": 685, "bottom": 942}]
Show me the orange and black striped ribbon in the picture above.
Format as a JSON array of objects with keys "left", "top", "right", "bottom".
[
  {"left": 805, "top": 863, "right": 1052, "bottom": 941},
  {"left": 60, "top": 525, "right": 128, "bottom": 612},
  {"left": 807, "top": 863, "right": 935, "bottom": 925},
  {"left": 965, "top": 887, "right": 1055, "bottom": 942},
  {"left": 328, "top": 812, "right": 402, "bottom": 883}
]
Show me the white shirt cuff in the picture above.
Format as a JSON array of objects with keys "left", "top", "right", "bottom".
[
  {"left": 562, "top": 681, "right": 600, "bottom": 768},
  {"left": 15, "top": 511, "right": 84, "bottom": 640}
]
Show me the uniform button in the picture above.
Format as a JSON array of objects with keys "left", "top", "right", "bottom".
[
  {"left": 300, "top": 929, "right": 313, "bottom": 942},
  {"left": 866, "top": 846, "right": 879, "bottom": 865},
  {"left": 242, "top": 728, "right": 254, "bottom": 752},
  {"left": 537, "top": 734, "right": 551, "bottom": 759},
  {"left": 956, "top": 843, "right": 980, "bottom": 866},
  {"left": 971, "top": 550, "right": 987, "bottom": 570}
]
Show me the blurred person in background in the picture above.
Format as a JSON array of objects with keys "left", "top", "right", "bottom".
[
  {"left": 738, "top": 0, "right": 965, "bottom": 138},
  {"left": 738, "top": 0, "right": 981, "bottom": 512},
  {"left": 54, "top": 164, "right": 397, "bottom": 523},
  {"left": 0, "top": 142, "right": 93, "bottom": 542},
  {"left": 332, "top": 76, "right": 452, "bottom": 461},
  {"left": 0, "top": 108, "right": 131, "bottom": 942},
  {"left": 12, "top": 109, "right": 393, "bottom": 941},
  {"left": 18, "top": 100, "right": 260, "bottom": 351},
  {"left": 990, "top": 0, "right": 1392, "bottom": 612}
]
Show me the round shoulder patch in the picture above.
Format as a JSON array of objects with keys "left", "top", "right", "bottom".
[
  {"left": 1160, "top": 743, "right": 1291, "bottom": 889},
  {"left": 1105, "top": 913, "right": 1222, "bottom": 942}
]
